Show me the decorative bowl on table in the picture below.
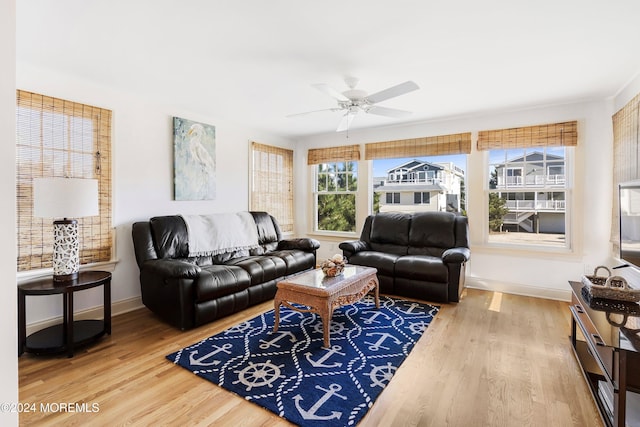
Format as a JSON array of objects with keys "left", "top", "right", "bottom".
[{"left": 321, "top": 254, "right": 347, "bottom": 277}]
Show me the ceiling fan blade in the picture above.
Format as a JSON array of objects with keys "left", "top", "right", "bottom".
[
  {"left": 312, "top": 83, "right": 350, "bottom": 102},
  {"left": 336, "top": 113, "right": 356, "bottom": 132},
  {"left": 366, "top": 105, "right": 413, "bottom": 118},
  {"left": 365, "top": 81, "right": 419, "bottom": 104},
  {"left": 286, "top": 108, "right": 342, "bottom": 118}
]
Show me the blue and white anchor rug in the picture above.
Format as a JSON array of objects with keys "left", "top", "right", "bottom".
[{"left": 166, "top": 295, "right": 439, "bottom": 427}]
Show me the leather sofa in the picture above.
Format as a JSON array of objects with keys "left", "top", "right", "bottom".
[
  {"left": 132, "top": 211, "right": 320, "bottom": 329},
  {"left": 339, "top": 211, "right": 470, "bottom": 303}
]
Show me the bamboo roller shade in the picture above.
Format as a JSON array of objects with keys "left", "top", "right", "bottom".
[
  {"left": 250, "top": 142, "right": 294, "bottom": 233},
  {"left": 611, "top": 93, "right": 640, "bottom": 249},
  {"left": 16, "top": 90, "right": 113, "bottom": 272},
  {"left": 307, "top": 144, "right": 361, "bottom": 165},
  {"left": 365, "top": 133, "right": 472, "bottom": 160},
  {"left": 477, "top": 121, "right": 578, "bottom": 150}
]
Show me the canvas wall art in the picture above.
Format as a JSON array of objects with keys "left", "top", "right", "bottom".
[{"left": 173, "top": 117, "right": 216, "bottom": 200}]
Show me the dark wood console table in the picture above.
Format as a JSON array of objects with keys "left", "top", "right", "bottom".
[
  {"left": 569, "top": 281, "right": 640, "bottom": 426},
  {"left": 18, "top": 270, "right": 111, "bottom": 358}
]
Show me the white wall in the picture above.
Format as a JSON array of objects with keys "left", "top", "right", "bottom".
[
  {"left": 16, "top": 62, "right": 296, "bottom": 326},
  {"left": 1, "top": 1, "right": 18, "bottom": 425},
  {"left": 296, "top": 100, "right": 614, "bottom": 301}
]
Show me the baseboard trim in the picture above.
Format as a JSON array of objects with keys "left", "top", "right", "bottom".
[
  {"left": 26, "top": 296, "right": 144, "bottom": 336},
  {"left": 465, "top": 276, "right": 572, "bottom": 302}
]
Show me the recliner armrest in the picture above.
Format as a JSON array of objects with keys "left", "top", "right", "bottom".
[
  {"left": 278, "top": 238, "right": 321, "bottom": 252},
  {"left": 442, "top": 247, "right": 470, "bottom": 264},
  {"left": 141, "top": 259, "right": 201, "bottom": 279},
  {"left": 339, "top": 240, "right": 370, "bottom": 256}
]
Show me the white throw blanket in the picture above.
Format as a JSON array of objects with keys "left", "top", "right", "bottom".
[{"left": 181, "top": 212, "right": 260, "bottom": 257}]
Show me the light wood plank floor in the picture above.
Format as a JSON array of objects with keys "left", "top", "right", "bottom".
[{"left": 19, "top": 288, "right": 602, "bottom": 426}]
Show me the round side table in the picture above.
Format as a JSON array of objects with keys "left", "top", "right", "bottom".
[{"left": 18, "top": 270, "right": 111, "bottom": 358}]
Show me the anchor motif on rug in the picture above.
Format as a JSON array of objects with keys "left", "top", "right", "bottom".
[
  {"left": 396, "top": 302, "right": 425, "bottom": 315},
  {"left": 362, "top": 310, "right": 391, "bottom": 325},
  {"left": 293, "top": 383, "right": 347, "bottom": 420},
  {"left": 364, "top": 332, "right": 401, "bottom": 351},
  {"left": 259, "top": 331, "right": 297, "bottom": 350},
  {"left": 304, "top": 345, "right": 345, "bottom": 368},
  {"left": 278, "top": 310, "right": 305, "bottom": 324},
  {"left": 188, "top": 343, "right": 233, "bottom": 366}
]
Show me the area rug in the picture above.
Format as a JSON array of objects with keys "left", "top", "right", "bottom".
[{"left": 166, "top": 296, "right": 439, "bottom": 427}]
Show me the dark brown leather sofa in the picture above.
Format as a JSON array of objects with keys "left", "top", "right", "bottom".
[
  {"left": 339, "top": 211, "right": 470, "bottom": 303},
  {"left": 132, "top": 211, "right": 320, "bottom": 329}
]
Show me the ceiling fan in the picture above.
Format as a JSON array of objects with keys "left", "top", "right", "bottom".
[{"left": 287, "top": 77, "right": 420, "bottom": 132}]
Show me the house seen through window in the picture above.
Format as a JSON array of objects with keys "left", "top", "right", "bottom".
[
  {"left": 488, "top": 147, "right": 568, "bottom": 247},
  {"left": 372, "top": 155, "right": 466, "bottom": 215}
]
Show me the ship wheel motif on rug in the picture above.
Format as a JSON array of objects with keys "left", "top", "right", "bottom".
[{"left": 167, "top": 295, "right": 439, "bottom": 427}]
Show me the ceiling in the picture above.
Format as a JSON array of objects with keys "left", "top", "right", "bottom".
[{"left": 16, "top": 0, "right": 640, "bottom": 138}]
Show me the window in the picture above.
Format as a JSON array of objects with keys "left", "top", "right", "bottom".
[
  {"left": 365, "top": 133, "right": 471, "bottom": 215},
  {"left": 480, "top": 121, "right": 577, "bottom": 248},
  {"left": 414, "top": 192, "right": 430, "bottom": 204},
  {"left": 386, "top": 192, "right": 400, "bottom": 204},
  {"left": 373, "top": 154, "right": 466, "bottom": 214},
  {"left": 16, "top": 90, "right": 112, "bottom": 272},
  {"left": 250, "top": 142, "right": 293, "bottom": 233},
  {"left": 314, "top": 161, "right": 358, "bottom": 232}
]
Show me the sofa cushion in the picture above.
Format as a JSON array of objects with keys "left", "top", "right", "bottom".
[
  {"left": 195, "top": 265, "right": 251, "bottom": 302},
  {"left": 369, "top": 213, "right": 411, "bottom": 255},
  {"left": 408, "top": 212, "right": 456, "bottom": 249},
  {"left": 250, "top": 211, "right": 281, "bottom": 254},
  {"left": 149, "top": 216, "right": 189, "bottom": 259},
  {"left": 224, "top": 255, "right": 288, "bottom": 285},
  {"left": 269, "top": 249, "right": 316, "bottom": 275},
  {"left": 346, "top": 251, "right": 400, "bottom": 277},
  {"left": 395, "top": 255, "right": 448, "bottom": 283}
]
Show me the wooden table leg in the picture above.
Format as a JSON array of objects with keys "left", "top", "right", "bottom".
[
  {"left": 273, "top": 297, "right": 281, "bottom": 333},
  {"left": 321, "top": 312, "right": 331, "bottom": 348},
  {"left": 18, "top": 290, "right": 26, "bottom": 356},
  {"left": 373, "top": 278, "right": 380, "bottom": 309}
]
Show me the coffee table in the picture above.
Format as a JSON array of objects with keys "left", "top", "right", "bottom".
[{"left": 273, "top": 265, "right": 379, "bottom": 348}]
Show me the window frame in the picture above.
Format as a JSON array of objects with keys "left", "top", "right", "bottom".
[
  {"left": 16, "top": 90, "right": 113, "bottom": 274},
  {"left": 249, "top": 142, "right": 294, "bottom": 234},
  {"left": 313, "top": 160, "right": 358, "bottom": 233},
  {"left": 485, "top": 146, "right": 574, "bottom": 251}
]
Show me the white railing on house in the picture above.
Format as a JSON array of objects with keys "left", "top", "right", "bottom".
[
  {"left": 505, "top": 200, "right": 566, "bottom": 211},
  {"left": 497, "top": 174, "right": 565, "bottom": 187}
]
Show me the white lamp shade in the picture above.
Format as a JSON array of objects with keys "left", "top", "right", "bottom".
[{"left": 33, "top": 177, "right": 99, "bottom": 219}]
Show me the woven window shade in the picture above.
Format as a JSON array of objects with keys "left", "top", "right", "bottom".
[
  {"left": 16, "top": 90, "right": 113, "bottom": 272},
  {"left": 611, "top": 93, "right": 640, "bottom": 250},
  {"left": 477, "top": 121, "right": 578, "bottom": 151},
  {"left": 307, "top": 144, "right": 361, "bottom": 165},
  {"left": 250, "top": 142, "right": 294, "bottom": 233},
  {"left": 364, "top": 133, "right": 471, "bottom": 160}
]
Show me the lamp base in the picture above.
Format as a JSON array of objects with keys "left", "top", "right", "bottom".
[{"left": 52, "top": 219, "right": 80, "bottom": 282}]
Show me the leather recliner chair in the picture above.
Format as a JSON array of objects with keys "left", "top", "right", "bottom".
[{"left": 339, "top": 211, "right": 470, "bottom": 303}]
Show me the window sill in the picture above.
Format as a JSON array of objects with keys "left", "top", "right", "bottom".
[
  {"left": 307, "top": 230, "right": 359, "bottom": 240},
  {"left": 17, "top": 259, "right": 119, "bottom": 284},
  {"left": 472, "top": 243, "right": 581, "bottom": 261}
]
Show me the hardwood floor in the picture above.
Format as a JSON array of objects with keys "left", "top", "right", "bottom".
[{"left": 18, "top": 288, "right": 602, "bottom": 426}]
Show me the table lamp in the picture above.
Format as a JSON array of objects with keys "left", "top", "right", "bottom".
[{"left": 33, "top": 177, "right": 99, "bottom": 282}]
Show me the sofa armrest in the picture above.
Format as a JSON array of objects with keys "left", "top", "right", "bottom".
[
  {"left": 442, "top": 247, "right": 471, "bottom": 264},
  {"left": 339, "top": 240, "right": 370, "bottom": 256},
  {"left": 141, "top": 259, "right": 201, "bottom": 279},
  {"left": 278, "top": 238, "right": 321, "bottom": 252}
]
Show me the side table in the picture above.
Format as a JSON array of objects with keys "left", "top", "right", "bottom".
[{"left": 18, "top": 270, "right": 111, "bottom": 358}]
